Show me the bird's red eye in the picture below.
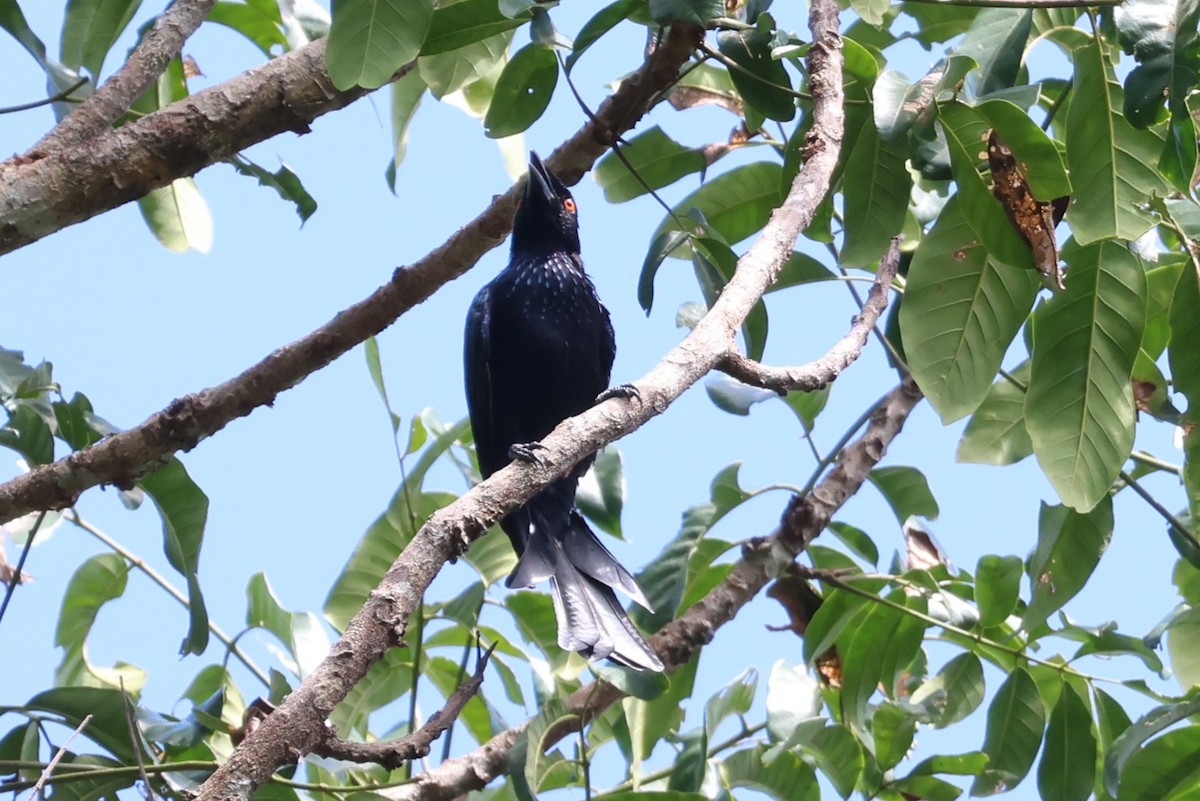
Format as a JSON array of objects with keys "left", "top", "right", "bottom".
[{"left": 563, "top": 198, "right": 576, "bottom": 213}]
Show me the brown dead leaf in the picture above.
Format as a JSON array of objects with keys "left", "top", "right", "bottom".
[{"left": 987, "top": 129, "right": 1068, "bottom": 291}]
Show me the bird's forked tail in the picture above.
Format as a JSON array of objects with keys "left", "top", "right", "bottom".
[{"left": 507, "top": 505, "right": 663, "bottom": 672}]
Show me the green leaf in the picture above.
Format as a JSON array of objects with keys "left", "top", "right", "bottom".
[
  {"left": 1120, "top": 725, "right": 1200, "bottom": 801},
  {"left": 633, "top": 502, "right": 715, "bottom": 632},
  {"left": 839, "top": 591, "right": 927, "bottom": 729},
  {"left": 957, "top": 364, "right": 1034, "bottom": 465},
  {"left": 565, "top": 0, "right": 635, "bottom": 72},
  {"left": 718, "top": 746, "right": 819, "bottom": 801},
  {"left": 1025, "top": 241, "right": 1147, "bottom": 510},
  {"left": 1037, "top": 682, "right": 1096, "bottom": 801},
  {"left": 901, "top": 196, "right": 1039, "bottom": 423},
  {"left": 974, "top": 98, "right": 1072, "bottom": 200},
  {"left": 841, "top": 120, "right": 913, "bottom": 267},
  {"left": 908, "top": 652, "right": 985, "bottom": 727},
  {"left": 828, "top": 521, "right": 879, "bottom": 566},
  {"left": 692, "top": 236, "right": 768, "bottom": 360},
  {"left": 138, "top": 178, "right": 213, "bottom": 253},
  {"left": 421, "top": 0, "right": 524, "bottom": 54},
  {"left": 1170, "top": 261, "right": 1200, "bottom": 421},
  {"left": 705, "top": 668, "right": 758, "bottom": 739},
  {"left": 651, "top": 162, "right": 784, "bottom": 259},
  {"left": 326, "top": 0, "right": 433, "bottom": 90},
  {"left": 1105, "top": 695, "right": 1200, "bottom": 796},
  {"left": 955, "top": 8, "right": 1031, "bottom": 95},
  {"left": 1022, "top": 498, "right": 1113, "bottom": 632},
  {"left": 60, "top": 0, "right": 140, "bottom": 77},
  {"left": 227, "top": 154, "right": 317, "bottom": 224},
  {"left": 594, "top": 127, "right": 706, "bottom": 203},
  {"left": 803, "top": 725, "right": 863, "bottom": 798},
  {"left": 938, "top": 101, "right": 1036, "bottom": 271},
  {"left": 717, "top": 27, "right": 796, "bottom": 122},
  {"left": 638, "top": 228, "right": 692, "bottom": 314},
  {"left": 0, "top": 405, "right": 54, "bottom": 465},
  {"left": 1065, "top": 37, "right": 1167, "bottom": 244},
  {"left": 975, "top": 554, "right": 1023, "bottom": 627},
  {"left": 417, "top": 29, "right": 508, "bottom": 99},
  {"left": 668, "top": 729, "right": 708, "bottom": 793},
  {"left": 1167, "top": 606, "right": 1200, "bottom": 692},
  {"left": 1116, "top": 0, "right": 1200, "bottom": 127},
  {"left": 575, "top": 445, "right": 624, "bottom": 538},
  {"left": 139, "top": 457, "right": 210, "bottom": 656},
  {"left": 887, "top": 775, "right": 963, "bottom": 801},
  {"left": 386, "top": 68, "right": 425, "bottom": 177},
  {"left": 521, "top": 698, "right": 577, "bottom": 795},
  {"left": 868, "top": 465, "right": 940, "bottom": 523},
  {"left": 969, "top": 671, "right": 1046, "bottom": 796},
  {"left": 874, "top": 702, "right": 918, "bottom": 770},
  {"left": 649, "top": 0, "right": 722, "bottom": 24},
  {"left": 207, "top": 2, "right": 288, "bottom": 56},
  {"left": 23, "top": 687, "right": 136, "bottom": 762},
  {"left": 483, "top": 43, "right": 558, "bottom": 138},
  {"left": 247, "top": 573, "right": 329, "bottom": 679},
  {"left": 54, "top": 554, "right": 142, "bottom": 690},
  {"left": 910, "top": 752, "right": 989, "bottom": 776}
]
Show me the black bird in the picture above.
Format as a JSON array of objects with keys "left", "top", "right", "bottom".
[{"left": 464, "top": 153, "right": 662, "bottom": 672}]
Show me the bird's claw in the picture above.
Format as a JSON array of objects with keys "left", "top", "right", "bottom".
[
  {"left": 509, "top": 441, "right": 548, "bottom": 465},
  {"left": 597, "top": 383, "right": 640, "bottom": 404}
]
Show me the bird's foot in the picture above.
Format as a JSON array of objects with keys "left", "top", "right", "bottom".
[
  {"left": 597, "top": 383, "right": 640, "bottom": 404},
  {"left": 509, "top": 441, "right": 549, "bottom": 465}
]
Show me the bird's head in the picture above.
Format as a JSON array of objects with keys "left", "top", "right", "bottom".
[{"left": 511, "top": 152, "right": 581, "bottom": 256}]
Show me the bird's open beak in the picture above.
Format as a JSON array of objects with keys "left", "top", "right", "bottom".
[{"left": 526, "top": 152, "right": 555, "bottom": 204}]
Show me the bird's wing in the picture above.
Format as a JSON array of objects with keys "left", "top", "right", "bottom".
[{"left": 464, "top": 286, "right": 500, "bottom": 477}]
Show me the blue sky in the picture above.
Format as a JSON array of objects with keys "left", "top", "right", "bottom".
[{"left": 0, "top": 3, "right": 1189, "bottom": 798}]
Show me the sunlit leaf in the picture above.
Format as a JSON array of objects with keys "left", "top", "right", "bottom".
[
  {"left": 138, "top": 178, "right": 213, "bottom": 253},
  {"left": 60, "top": 0, "right": 141, "bottom": 78},
  {"left": 868, "top": 465, "right": 940, "bottom": 523},
  {"left": 1022, "top": 498, "right": 1113, "bottom": 633},
  {"left": 1037, "top": 682, "right": 1096, "bottom": 801},
  {"left": 326, "top": 0, "right": 433, "bottom": 90}
]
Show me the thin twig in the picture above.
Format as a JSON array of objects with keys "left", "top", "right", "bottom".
[
  {"left": 0, "top": 511, "right": 46, "bottom": 628},
  {"left": 120, "top": 680, "right": 155, "bottom": 801},
  {"left": 0, "top": 77, "right": 89, "bottom": 115},
  {"left": 312, "top": 642, "right": 496, "bottom": 770},
  {"left": 31, "top": 715, "right": 92, "bottom": 800},
  {"left": 716, "top": 237, "right": 901, "bottom": 393}
]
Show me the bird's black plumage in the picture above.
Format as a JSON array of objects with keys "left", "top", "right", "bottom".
[{"left": 464, "top": 153, "right": 662, "bottom": 671}]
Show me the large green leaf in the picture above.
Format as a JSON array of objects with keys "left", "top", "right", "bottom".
[
  {"left": 1065, "top": 37, "right": 1167, "bottom": 244},
  {"left": 908, "top": 652, "right": 985, "bottom": 727},
  {"left": 1167, "top": 606, "right": 1200, "bottom": 691},
  {"left": 139, "top": 457, "right": 210, "bottom": 656},
  {"left": 954, "top": 8, "right": 1031, "bottom": 95},
  {"left": 1022, "top": 498, "right": 1113, "bottom": 633},
  {"left": 972, "top": 668, "right": 1045, "bottom": 795},
  {"left": 23, "top": 687, "right": 135, "bottom": 762},
  {"left": 1037, "top": 683, "right": 1096, "bottom": 801},
  {"left": 938, "top": 101, "right": 1036, "bottom": 271},
  {"left": 53, "top": 554, "right": 144, "bottom": 691},
  {"left": 420, "top": 0, "right": 523, "bottom": 54},
  {"left": 575, "top": 445, "right": 625, "bottom": 538},
  {"left": 1105, "top": 695, "right": 1200, "bottom": 796},
  {"left": 60, "top": 0, "right": 141, "bottom": 77},
  {"left": 1116, "top": 0, "right": 1200, "bottom": 127},
  {"left": 974, "top": 554, "right": 1023, "bottom": 628},
  {"left": 483, "top": 43, "right": 557, "bottom": 138},
  {"left": 900, "top": 197, "right": 1039, "bottom": 423},
  {"left": 565, "top": 0, "right": 636, "bottom": 72},
  {"left": 594, "top": 127, "right": 705, "bottom": 203},
  {"left": 1119, "top": 726, "right": 1200, "bottom": 801},
  {"left": 839, "top": 591, "right": 927, "bottom": 729},
  {"left": 957, "top": 363, "right": 1034, "bottom": 465},
  {"left": 417, "top": 30, "right": 508, "bottom": 99},
  {"left": 326, "top": 0, "right": 433, "bottom": 90},
  {"left": 874, "top": 702, "right": 918, "bottom": 770},
  {"left": 650, "top": 162, "right": 784, "bottom": 259},
  {"left": 1025, "top": 241, "right": 1147, "bottom": 510},
  {"left": 207, "top": 2, "right": 288, "bottom": 56},
  {"left": 1169, "top": 262, "right": 1200, "bottom": 420},
  {"left": 717, "top": 27, "right": 796, "bottom": 122},
  {"left": 867, "top": 465, "right": 940, "bottom": 523},
  {"left": 840, "top": 119, "right": 912, "bottom": 266},
  {"left": 718, "top": 746, "right": 819, "bottom": 801},
  {"left": 137, "top": 178, "right": 213, "bottom": 254}
]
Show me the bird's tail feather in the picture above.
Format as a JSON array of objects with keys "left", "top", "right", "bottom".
[{"left": 507, "top": 502, "right": 662, "bottom": 671}]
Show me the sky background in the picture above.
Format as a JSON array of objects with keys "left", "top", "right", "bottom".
[{"left": 0, "top": 3, "right": 1190, "bottom": 799}]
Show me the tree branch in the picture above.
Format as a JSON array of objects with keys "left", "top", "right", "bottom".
[
  {"left": 33, "top": 0, "right": 218, "bottom": 153},
  {"left": 0, "top": 38, "right": 387, "bottom": 256},
  {"left": 0, "top": 24, "right": 704, "bottom": 526},
  {"left": 717, "top": 237, "right": 900, "bottom": 393},
  {"left": 192, "top": 3, "right": 842, "bottom": 798},
  {"left": 388, "top": 379, "right": 923, "bottom": 801},
  {"left": 311, "top": 644, "right": 495, "bottom": 770}
]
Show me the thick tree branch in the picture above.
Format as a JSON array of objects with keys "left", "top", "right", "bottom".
[
  {"left": 389, "top": 379, "right": 923, "bottom": 801},
  {"left": 0, "top": 24, "right": 703, "bottom": 526},
  {"left": 717, "top": 237, "right": 900, "bottom": 393},
  {"left": 311, "top": 644, "right": 494, "bottom": 770},
  {"left": 34, "top": 0, "right": 218, "bottom": 153},
  {"left": 0, "top": 38, "right": 388, "bottom": 256},
  {"left": 192, "top": 4, "right": 842, "bottom": 799}
]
